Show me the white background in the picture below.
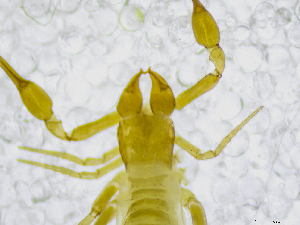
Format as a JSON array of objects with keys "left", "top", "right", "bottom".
[{"left": 0, "top": 0, "right": 300, "bottom": 224}]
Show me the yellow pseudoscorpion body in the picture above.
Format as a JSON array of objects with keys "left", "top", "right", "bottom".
[{"left": 0, "top": 0, "right": 262, "bottom": 224}]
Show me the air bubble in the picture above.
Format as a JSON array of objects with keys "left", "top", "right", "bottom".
[
  {"left": 289, "top": 143, "right": 300, "bottom": 168},
  {"left": 176, "top": 57, "right": 207, "bottom": 86},
  {"left": 262, "top": 193, "right": 293, "bottom": 220},
  {"left": 288, "top": 23, "right": 300, "bottom": 47},
  {"left": 233, "top": 25, "right": 251, "bottom": 41},
  {"left": 0, "top": 180, "right": 16, "bottom": 206},
  {"left": 212, "top": 179, "right": 237, "bottom": 205},
  {"left": 275, "top": 75, "right": 299, "bottom": 104},
  {"left": 233, "top": 44, "right": 263, "bottom": 73},
  {"left": 15, "top": 181, "right": 33, "bottom": 207},
  {"left": 146, "top": 0, "right": 173, "bottom": 27},
  {"left": 0, "top": 32, "right": 18, "bottom": 56},
  {"left": 65, "top": 78, "right": 92, "bottom": 104},
  {"left": 169, "top": 16, "right": 194, "bottom": 47},
  {"left": 55, "top": 0, "right": 81, "bottom": 13},
  {"left": 148, "top": 35, "right": 163, "bottom": 48},
  {"left": 283, "top": 175, "right": 300, "bottom": 200},
  {"left": 248, "top": 145, "right": 273, "bottom": 169},
  {"left": 84, "top": 0, "right": 99, "bottom": 12},
  {"left": 103, "top": 0, "right": 124, "bottom": 6},
  {"left": 0, "top": 118, "right": 21, "bottom": 144},
  {"left": 22, "top": 0, "right": 51, "bottom": 18},
  {"left": 253, "top": 72, "right": 274, "bottom": 100},
  {"left": 266, "top": 45, "right": 291, "bottom": 71},
  {"left": 214, "top": 156, "right": 249, "bottom": 179},
  {"left": 45, "top": 199, "right": 74, "bottom": 224},
  {"left": 10, "top": 48, "right": 37, "bottom": 75},
  {"left": 120, "top": 5, "right": 145, "bottom": 31},
  {"left": 30, "top": 179, "right": 52, "bottom": 203},
  {"left": 91, "top": 7, "right": 118, "bottom": 35},
  {"left": 276, "top": 8, "right": 291, "bottom": 26},
  {"left": 250, "top": 2, "right": 277, "bottom": 39},
  {"left": 238, "top": 177, "right": 264, "bottom": 202},
  {"left": 88, "top": 85, "right": 119, "bottom": 113},
  {"left": 58, "top": 26, "right": 86, "bottom": 55},
  {"left": 108, "top": 62, "right": 131, "bottom": 86},
  {"left": 295, "top": 1, "right": 300, "bottom": 20}
]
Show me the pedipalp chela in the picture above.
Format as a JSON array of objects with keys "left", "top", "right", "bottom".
[{"left": 0, "top": 0, "right": 263, "bottom": 224}]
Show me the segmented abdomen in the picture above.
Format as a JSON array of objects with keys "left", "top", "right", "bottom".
[{"left": 118, "top": 166, "right": 184, "bottom": 225}]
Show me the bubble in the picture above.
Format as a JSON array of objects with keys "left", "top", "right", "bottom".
[
  {"left": 212, "top": 179, "right": 237, "bottom": 205},
  {"left": 45, "top": 199, "right": 74, "bottom": 224},
  {"left": 148, "top": 35, "right": 163, "bottom": 48},
  {"left": 58, "top": 26, "right": 86, "bottom": 55},
  {"left": 30, "top": 179, "right": 52, "bottom": 203},
  {"left": 0, "top": 32, "right": 18, "bottom": 56},
  {"left": 233, "top": 44, "right": 263, "bottom": 73},
  {"left": 103, "top": 0, "right": 124, "bottom": 6},
  {"left": 168, "top": 16, "right": 194, "bottom": 47},
  {"left": 253, "top": 72, "right": 275, "bottom": 100},
  {"left": 15, "top": 181, "right": 33, "bottom": 207},
  {"left": 288, "top": 23, "right": 300, "bottom": 47},
  {"left": 266, "top": 45, "right": 291, "bottom": 71},
  {"left": 253, "top": 2, "right": 275, "bottom": 20},
  {"left": 91, "top": 7, "right": 118, "bottom": 35},
  {"left": 37, "top": 45, "right": 60, "bottom": 74},
  {"left": 10, "top": 48, "right": 37, "bottom": 75},
  {"left": 65, "top": 78, "right": 92, "bottom": 104},
  {"left": 27, "top": 210, "right": 45, "bottom": 225},
  {"left": 233, "top": 25, "right": 251, "bottom": 41},
  {"left": 176, "top": 53, "right": 207, "bottom": 86},
  {"left": 120, "top": 5, "right": 145, "bottom": 31},
  {"left": 22, "top": 15, "right": 64, "bottom": 44},
  {"left": 0, "top": 180, "right": 17, "bottom": 206},
  {"left": 276, "top": 8, "right": 291, "bottom": 26},
  {"left": 108, "top": 62, "right": 131, "bottom": 86},
  {"left": 283, "top": 175, "right": 300, "bottom": 200},
  {"left": 0, "top": 118, "right": 21, "bottom": 144},
  {"left": 55, "top": 0, "right": 81, "bottom": 13},
  {"left": 250, "top": 2, "right": 277, "bottom": 39},
  {"left": 146, "top": 0, "right": 173, "bottom": 27},
  {"left": 214, "top": 156, "right": 249, "bottom": 179},
  {"left": 238, "top": 177, "right": 264, "bottom": 202},
  {"left": 273, "top": 159, "right": 295, "bottom": 178},
  {"left": 295, "top": 1, "right": 300, "bottom": 20},
  {"left": 275, "top": 75, "right": 299, "bottom": 104},
  {"left": 248, "top": 145, "right": 273, "bottom": 169},
  {"left": 214, "top": 91, "right": 241, "bottom": 120},
  {"left": 177, "top": 60, "right": 206, "bottom": 86},
  {"left": 22, "top": 0, "right": 51, "bottom": 18},
  {"left": 88, "top": 85, "right": 119, "bottom": 113},
  {"left": 289, "top": 143, "right": 300, "bottom": 168},
  {"left": 3, "top": 208, "right": 32, "bottom": 225},
  {"left": 84, "top": 0, "right": 99, "bottom": 12},
  {"left": 263, "top": 193, "right": 293, "bottom": 220}
]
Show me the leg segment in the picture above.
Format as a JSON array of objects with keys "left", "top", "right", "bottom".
[
  {"left": 93, "top": 199, "right": 117, "bottom": 225},
  {"left": 18, "top": 156, "right": 123, "bottom": 179},
  {"left": 182, "top": 187, "right": 206, "bottom": 225},
  {"left": 175, "top": 106, "right": 263, "bottom": 160},
  {"left": 79, "top": 171, "right": 125, "bottom": 225},
  {"left": 175, "top": 0, "right": 225, "bottom": 110},
  {"left": 0, "top": 56, "right": 120, "bottom": 141},
  {"left": 19, "top": 146, "right": 119, "bottom": 166}
]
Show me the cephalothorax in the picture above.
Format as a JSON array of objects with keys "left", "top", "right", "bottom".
[{"left": 0, "top": 0, "right": 262, "bottom": 224}]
